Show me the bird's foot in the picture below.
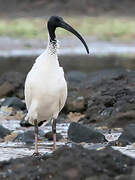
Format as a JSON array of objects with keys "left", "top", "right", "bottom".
[{"left": 32, "top": 152, "right": 42, "bottom": 159}]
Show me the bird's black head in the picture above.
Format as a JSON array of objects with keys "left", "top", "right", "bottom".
[
  {"left": 47, "top": 16, "right": 89, "bottom": 54},
  {"left": 48, "top": 16, "right": 64, "bottom": 28},
  {"left": 47, "top": 16, "right": 64, "bottom": 42}
]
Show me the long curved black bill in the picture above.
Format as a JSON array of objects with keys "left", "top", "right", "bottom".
[{"left": 60, "top": 21, "right": 89, "bottom": 54}]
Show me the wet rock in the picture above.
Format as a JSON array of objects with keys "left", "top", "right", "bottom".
[
  {"left": 85, "top": 175, "right": 108, "bottom": 180},
  {"left": 1, "top": 97, "right": 26, "bottom": 110},
  {"left": 0, "top": 71, "right": 24, "bottom": 88},
  {"left": 13, "top": 131, "right": 35, "bottom": 144},
  {"left": 65, "top": 71, "right": 87, "bottom": 84},
  {"left": 0, "top": 82, "right": 15, "bottom": 98},
  {"left": 85, "top": 68, "right": 127, "bottom": 85},
  {"left": 79, "top": 96, "right": 115, "bottom": 125},
  {"left": 66, "top": 96, "right": 86, "bottom": 112},
  {"left": 78, "top": 69, "right": 135, "bottom": 128},
  {"left": 4, "top": 132, "right": 18, "bottom": 142},
  {"left": 57, "top": 113, "right": 67, "bottom": 123},
  {"left": 45, "top": 131, "right": 63, "bottom": 141},
  {"left": 102, "top": 95, "right": 116, "bottom": 108},
  {"left": 68, "top": 122, "right": 107, "bottom": 143},
  {"left": 108, "top": 111, "right": 135, "bottom": 128},
  {"left": 16, "top": 88, "right": 24, "bottom": 99},
  {"left": 0, "top": 125, "right": 11, "bottom": 139},
  {"left": 117, "top": 124, "right": 135, "bottom": 146},
  {"left": 0, "top": 71, "right": 25, "bottom": 98},
  {"left": 0, "top": 146, "right": 135, "bottom": 180},
  {"left": 67, "top": 112, "right": 84, "bottom": 122},
  {"left": 114, "top": 175, "right": 133, "bottom": 180},
  {"left": 129, "top": 166, "right": 135, "bottom": 180},
  {"left": 13, "top": 130, "right": 45, "bottom": 144}
]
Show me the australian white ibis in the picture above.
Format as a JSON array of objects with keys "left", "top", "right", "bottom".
[{"left": 24, "top": 16, "right": 89, "bottom": 155}]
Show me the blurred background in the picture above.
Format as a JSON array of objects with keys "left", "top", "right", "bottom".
[
  {"left": 1, "top": 0, "right": 135, "bottom": 163},
  {"left": 1, "top": 0, "right": 135, "bottom": 75}
]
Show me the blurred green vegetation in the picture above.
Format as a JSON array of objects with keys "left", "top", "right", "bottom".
[{"left": 0, "top": 17, "right": 135, "bottom": 41}]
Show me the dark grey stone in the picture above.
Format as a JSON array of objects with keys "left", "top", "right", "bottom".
[
  {"left": 68, "top": 122, "right": 107, "bottom": 143},
  {"left": 0, "top": 125, "right": 11, "bottom": 139},
  {"left": 13, "top": 131, "right": 35, "bottom": 144},
  {"left": 1, "top": 97, "right": 26, "bottom": 110},
  {"left": 117, "top": 124, "right": 135, "bottom": 146},
  {"left": 45, "top": 131, "right": 63, "bottom": 141}
]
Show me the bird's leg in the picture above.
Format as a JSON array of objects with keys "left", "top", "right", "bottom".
[
  {"left": 33, "top": 119, "right": 39, "bottom": 155},
  {"left": 52, "top": 119, "right": 56, "bottom": 150}
]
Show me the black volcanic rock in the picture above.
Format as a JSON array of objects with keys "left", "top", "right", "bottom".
[
  {"left": 68, "top": 122, "right": 107, "bottom": 143},
  {"left": 0, "top": 146, "right": 135, "bottom": 180},
  {"left": 0, "top": 125, "right": 11, "bottom": 139},
  {"left": 45, "top": 131, "right": 63, "bottom": 141},
  {"left": 1, "top": 97, "right": 26, "bottom": 110},
  {"left": 117, "top": 124, "right": 135, "bottom": 146},
  {"left": 0, "top": 71, "right": 25, "bottom": 99}
]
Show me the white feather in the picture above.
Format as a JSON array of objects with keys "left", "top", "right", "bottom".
[{"left": 25, "top": 40, "right": 67, "bottom": 125}]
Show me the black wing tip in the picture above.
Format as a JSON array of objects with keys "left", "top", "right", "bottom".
[{"left": 20, "top": 119, "right": 46, "bottom": 127}]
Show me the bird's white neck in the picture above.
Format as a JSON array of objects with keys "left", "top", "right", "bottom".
[
  {"left": 35, "top": 35, "right": 60, "bottom": 72},
  {"left": 37, "top": 37, "right": 60, "bottom": 71}
]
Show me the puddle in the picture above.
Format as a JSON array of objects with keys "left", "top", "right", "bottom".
[
  {"left": 2, "top": 120, "right": 21, "bottom": 131},
  {"left": 0, "top": 117, "right": 135, "bottom": 161},
  {"left": 113, "top": 146, "right": 135, "bottom": 159},
  {"left": 0, "top": 119, "right": 70, "bottom": 161}
]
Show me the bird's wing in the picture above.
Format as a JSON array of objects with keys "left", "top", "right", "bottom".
[{"left": 24, "top": 76, "right": 32, "bottom": 110}]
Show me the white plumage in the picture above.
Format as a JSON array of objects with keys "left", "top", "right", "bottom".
[
  {"left": 25, "top": 41, "right": 67, "bottom": 125},
  {"left": 24, "top": 16, "right": 89, "bottom": 155}
]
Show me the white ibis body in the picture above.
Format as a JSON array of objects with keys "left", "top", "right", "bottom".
[{"left": 24, "top": 16, "right": 89, "bottom": 155}]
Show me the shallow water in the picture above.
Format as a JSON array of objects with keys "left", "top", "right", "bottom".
[
  {"left": 1, "top": 41, "right": 135, "bottom": 57},
  {"left": 0, "top": 117, "right": 135, "bottom": 161},
  {"left": 0, "top": 119, "right": 69, "bottom": 161},
  {"left": 1, "top": 38, "right": 135, "bottom": 75},
  {"left": 113, "top": 146, "right": 135, "bottom": 159}
]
